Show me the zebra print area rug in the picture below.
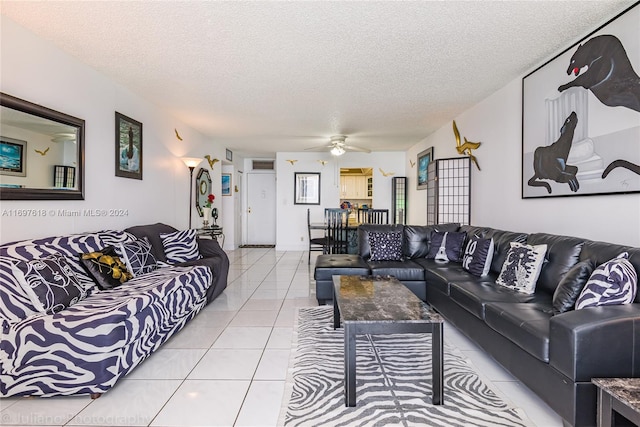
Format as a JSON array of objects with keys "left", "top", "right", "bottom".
[{"left": 281, "top": 306, "right": 532, "bottom": 427}]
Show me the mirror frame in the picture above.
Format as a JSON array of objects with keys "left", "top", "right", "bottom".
[
  {"left": 195, "top": 167, "right": 212, "bottom": 217},
  {"left": 0, "top": 93, "right": 85, "bottom": 200}
]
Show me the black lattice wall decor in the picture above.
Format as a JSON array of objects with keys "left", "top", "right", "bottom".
[
  {"left": 426, "top": 157, "right": 471, "bottom": 226},
  {"left": 391, "top": 177, "right": 407, "bottom": 225}
]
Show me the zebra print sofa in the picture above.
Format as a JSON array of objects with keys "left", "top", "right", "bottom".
[
  {"left": 0, "top": 224, "right": 228, "bottom": 398},
  {"left": 314, "top": 224, "right": 640, "bottom": 427}
]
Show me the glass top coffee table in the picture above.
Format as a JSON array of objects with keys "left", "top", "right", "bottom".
[{"left": 332, "top": 275, "right": 444, "bottom": 407}]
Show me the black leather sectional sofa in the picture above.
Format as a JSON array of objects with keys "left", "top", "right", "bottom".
[{"left": 314, "top": 223, "right": 640, "bottom": 427}]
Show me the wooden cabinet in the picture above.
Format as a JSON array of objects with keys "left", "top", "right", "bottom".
[{"left": 340, "top": 175, "right": 370, "bottom": 199}]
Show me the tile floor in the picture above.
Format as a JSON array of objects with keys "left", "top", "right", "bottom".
[{"left": 0, "top": 248, "right": 564, "bottom": 427}]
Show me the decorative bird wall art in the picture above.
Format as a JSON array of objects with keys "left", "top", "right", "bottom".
[
  {"left": 34, "top": 147, "right": 50, "bottom": 156},
  {"left": 174, "top": 129, "right": 183, "bottom": 141},
  {"left": 317, "top": 160, "right": 328, "bottom": 166},
  {"left": 379, "top": 168, "right": 395, "bottom": 177},
  {"left": 452, "top": 120, "right": 482, "bottom": 171},
  {"left": 286, "top": 160, "right": 298, "bottom": 165},
  {"left": 409, "top": 160, "right": 416, "bottom": 168},
  {"left": 204, "top": 155, "right": 219, "bottom": 169}
]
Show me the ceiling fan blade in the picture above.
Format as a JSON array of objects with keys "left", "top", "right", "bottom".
[
  {"left": 344, "top": 144, "right": 371, "bottom": 153},
  {"left": 304, "top": 144, "right": 333, "bottom": 152}
]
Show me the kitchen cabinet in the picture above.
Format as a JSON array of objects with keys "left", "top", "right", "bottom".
[{"left": 340, "top": 175, "right": 370, "bottom": 199}]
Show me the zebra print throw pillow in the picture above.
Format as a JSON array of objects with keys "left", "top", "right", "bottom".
[
  {"left": 368, "top": 232, "right": 403, "bottom": 261},
  {"left": 115, "top": 237, "right": 158, "bottom": 276},
  {"left": 80, "top": 246, "right": 133, "bottom": 290},
  {"left": 9, "top": 253, "right": 86, "bottom": 314},
  {"left": 576, "top": 252, "right": 637, "bottom": 310},
  {"left": 462, "top": 236, "right": 494, "bottom": 277},
  {"left": 160, "top": 229, "right": 201, "bottom": 264},
  {"left": 496, "top": 242, "right": 547, "bottom": 294}
]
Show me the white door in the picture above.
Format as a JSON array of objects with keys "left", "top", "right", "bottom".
[{"left": 247, "top": 172, "right": 276, "bottom": 245}]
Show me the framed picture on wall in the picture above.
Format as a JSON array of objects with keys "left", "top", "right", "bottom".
[
  {"left": 0, "top": 136, "right": 27, "bottom": 177},
  {"left": 115, "top": 112, "right": 143, "bottom": 180},
  {"left": 222, "top": 173, "right": 231, "bottom": 196},
  {"left": 294, "top": 172, "right": 320, "bottom": 205},
  {"left": 522, "top": 3, "right": 640, "bottom": 199},
  {"left": 226, "top": 149, "right": 233, "bottom": 162},
  {"left": 416, "top": 147, "right": 434, "bottom": 190}
]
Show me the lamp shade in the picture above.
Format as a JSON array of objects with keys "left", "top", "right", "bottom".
[{"left": 181, "top": 157, "right": 202, "bottom": 168}]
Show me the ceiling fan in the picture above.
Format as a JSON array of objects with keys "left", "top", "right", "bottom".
[{"left": 304, "top": 135, "right": 371, "bottom": 156}]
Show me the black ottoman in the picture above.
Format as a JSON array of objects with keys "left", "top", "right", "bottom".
[{"left": 314, "top": 254, "right": 370, "bottom": 304}]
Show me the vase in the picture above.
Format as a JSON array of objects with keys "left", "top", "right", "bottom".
[{"left": 202, "top": 207, "right": 211, "bottom": 227}]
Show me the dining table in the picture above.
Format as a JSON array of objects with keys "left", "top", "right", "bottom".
[{"left": 310, "top": 221, "right": 360, "bottom": 254}]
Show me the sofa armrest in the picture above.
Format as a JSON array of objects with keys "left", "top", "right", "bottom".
[{"left": 549, "top": 304, "right": 640, "bottom": 382}]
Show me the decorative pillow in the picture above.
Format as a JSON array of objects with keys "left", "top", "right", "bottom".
[
  {"left": 462, "top": 236, "right": 494, "bottom": 277},
  {"left": 496, "top": 242, "right": 547, "bottom": 294},
  {"left": 160, "top": 229, "right": 201, "bottom": 264},
  {"left": 368, "top": 232, "right": 403, "bottom": 261},
  {"left": 9, "top": 253, "right": 86, "bottom": 314},
  {"left": 576, "top": 252, "right": 638, "bottom": 310},
  {"left": 427, "top": 231, "right": 466, "bottom": 262},
  {"left": 80, "top": 246, "right": 133, "bottom": 290},
  {"left": 552, "top": 259, "right": 596, "bottom": 314},
  {"left": 115, "top": 237, "right": 157, "bottom": 276}
]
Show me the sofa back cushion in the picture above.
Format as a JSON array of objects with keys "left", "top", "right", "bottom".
[
  {"left": 579, "top": 241, "right": 640, "bottom": 303},
  {"left": 402, "top": 223, "right": 459, "bottom": 259},
  {"left": 527, "top": 233, "right": 585, "bottom": 296},
  {"left": 358, "top": 224, "right": 405, "bottom": 260},
  {"left": 485, "top": 229, "right": 528, "bottom": 274}
]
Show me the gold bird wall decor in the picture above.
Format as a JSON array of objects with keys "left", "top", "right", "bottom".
[
  {"left": 286, "top": 160, "right": 298, "bottom": 165},
  {"left": 452, "top": 120, "right": 482, "bottom": 171},
  {"left": 409, "top": 160, "right": 416, "bottom": 168},
  {"left": 174, "top": 129, "right": 183, "bottom": 141},
  {"left": 379, "top": 168, "right": 395, "bottom": 177},
  {"left": 317, "top": 160, "right": 328, "bottom": 166},
  {"left": 204, "top": 155, "right": 219, "bottom": 169},
  {"left": 34, "top": 147, "right": 50, "bottom": 156}
]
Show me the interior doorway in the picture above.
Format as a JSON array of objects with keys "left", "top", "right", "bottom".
[{"left": 246, "top": 172, "right": 276, "bottom": 245}]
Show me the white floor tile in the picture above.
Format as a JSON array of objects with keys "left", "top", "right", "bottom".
[
  {"left": 163, "top": 326, "right": 224, "bottom": 349},
  {"left": 234, "top": 381, "right": 286, "bottom": 427},
  {"left": 188, "top": 349, "right": 262, "bottom": 380},
  {"left": 212, "top": 326, "right": 272, "bottom": 349},
  {"left": 69, "top": 380, "right": 181, "bottom": 426},
  {"left": 462, "top": 349, "right": 517, "bottom": 382},
  {"left": 229, "top": 310, "right": 278, "bottom": 327},
  {"left": 150, "top": 380, "right": 250, "bottom": 427},
  {"left": 255, "top": 349, "right": 291, "bottom": 380},
  {"left": 493, "top": 381, "right": 564, "bottom": 427},
  {"left": 1, "top": 395, "right": 90, "bottom": 426},
  {"left": 126, "top": 349, "right": 206, "bottom": 379},
  {"left": 266, "top": 327, "right": 294, "bottom": 349},
  {"left": 242, "top": 298, "right": 284, "bottom": 311}
]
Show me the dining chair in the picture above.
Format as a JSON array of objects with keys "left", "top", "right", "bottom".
[
  {"left": 357, "top": 208, "right": 389, "bottom": 224},
  {"left": 324, "top": 208, "right": 350, "bottom": 254},
  {"left": 307, "top": 209, "right": 328, "bottom": 263}
]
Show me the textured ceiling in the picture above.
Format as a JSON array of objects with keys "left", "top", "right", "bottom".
[{"left": 1, "top": 1, "right": 635, "bottom": 157}]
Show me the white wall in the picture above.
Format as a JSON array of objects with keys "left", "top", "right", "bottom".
[
  {"left": 275, "top": 151, "right": 405, "bottom": 251},
  {"left": 408, "top": 78, "right": 640, "bottom": 247},
  {"left": 0, "top": 16, "right": 224, "bottom": 244}
]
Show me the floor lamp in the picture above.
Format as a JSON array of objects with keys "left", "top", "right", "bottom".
[{"left": 181, "top": 157, "right": 202, "bottom": 229}]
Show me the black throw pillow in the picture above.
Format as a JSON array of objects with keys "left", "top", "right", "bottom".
[
  {"left": 552, "top": 259, "right": 596, "bottom": 314},
  {"left": 80, "top": 246, "right": 133, "bottom": 290},
  {"left": 427, "top": 231, "right": 466, "bottom": 262}
]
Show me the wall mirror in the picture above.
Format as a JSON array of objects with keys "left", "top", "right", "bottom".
[
  {"left": 0, "top": 93, "right": 85, "bottom": 200},
  {"left": 195, "top": 167, "right": 212, "bottom": 216}
]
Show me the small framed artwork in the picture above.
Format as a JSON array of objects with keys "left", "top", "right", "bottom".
[
  {"left": 0, "top": 136, "right": 27, "bottom": 177},
  {"left": 226, "top": 149, "right": 233, "bottom": 162},
  {"left": 416, "top": 147, "right": 434, "bottom": 190},
  {"left": 222, "top": 173, "right": 231, "bottom": 196},
  {"left": 522, "top": 3, "right": 639, "bottom": 198},
  {"left": 294, "top": 172, "right": 320, "bottom": 205},
  {"left": 115, "top": 112, "right": 143, "bottom": 180}
]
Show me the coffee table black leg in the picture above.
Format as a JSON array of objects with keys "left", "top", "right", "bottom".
[
  {"left": 333, "top": 289, "right": 340, "bottom": 330},
  {"left": 345, "top": 323, "right": 356, "bottom": 406},
  {"left": 432, "top": 323, "right": 444, "bottom": 405}
]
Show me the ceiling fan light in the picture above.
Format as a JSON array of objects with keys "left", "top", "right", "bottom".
[{"left": 330, "top": 146, "right": 345, "bottom": 156}]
